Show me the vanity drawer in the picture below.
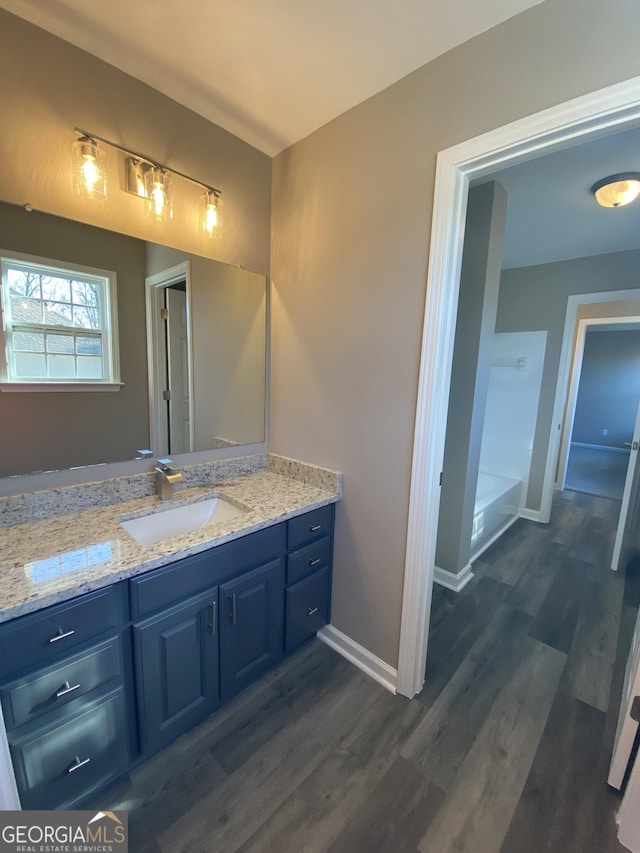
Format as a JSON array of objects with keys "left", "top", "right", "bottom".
[
  {"left": 287, "top": 504, "right": 333, "bottom": 551},
  {"left": 0, "top": 636, "right": 121, "bottom": 731},
  {"left": 9, "top": 686, "right": 128, "bottom": 810},
  {"left": 285, "top": 568, "right": 330, "bottom": 653},
  {"left": 130, "top": 523, "right": 286, "bottom": 618},
  {"left": 0, "top": 586, "right": 124, "bottom": 679},
  {"left": 287, "top": 535, "right": 331, "bottom": 585}
]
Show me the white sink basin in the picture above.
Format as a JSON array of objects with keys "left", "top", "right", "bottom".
[{"left": 120, "top": 497, "right": 246, "bottom": 546}]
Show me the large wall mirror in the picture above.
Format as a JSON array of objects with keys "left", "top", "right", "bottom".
[{"left": 0, "top": 201, "right": 267, "bottom": 478}]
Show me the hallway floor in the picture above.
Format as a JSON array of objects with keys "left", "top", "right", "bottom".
[
  {"left": 96, "top": 491, "right": 637, "bottom": 852},
  {"left": 565, "top": 443, "right": 629, "bottom": 500}
]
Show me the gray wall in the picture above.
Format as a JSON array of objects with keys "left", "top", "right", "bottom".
[
  {"left": 497, "top": 248, "right": 640, "bottom": 512},
  {"left": 271, "top": 0, "right": 640, "bottom": 667},
  {"left": 0, "top": 201, "right": 149, "bottom": 476},
  {"left": 436, "top": 183, "right": 506, "bottom": 576},
  {"left": 573, "top": 330, "right": 640, "bottom": 448}
]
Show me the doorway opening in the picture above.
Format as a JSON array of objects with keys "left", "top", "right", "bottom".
[
  {"left": 145, "top": 260, "right": 194, "bottom": 458},
  {"left": 397, "top": 75, "right": 640, "bottom": 700}
]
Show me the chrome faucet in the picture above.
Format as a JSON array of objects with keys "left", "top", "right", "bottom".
[{"left": 155, "top": 458, "right": 183, "bottom": 500}]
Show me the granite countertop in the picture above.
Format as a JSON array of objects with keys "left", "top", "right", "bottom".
[{"left": 0, "top": 467, "right": 340, "bottom": 623}]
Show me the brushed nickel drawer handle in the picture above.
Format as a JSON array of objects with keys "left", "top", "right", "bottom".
[
  {"left": 49, "top": 629, "right": 76, "bottom": 644},
  {"left": 56, "top": 681, "right": 81, "bottom": 699},
  {"left": 209, "top": 601, "right": 217, "bottom": 634},
  {"left": 310, "top": 525, "right": 322, "bottom": 532},
  {"left": 68, "top": 756, "right": 91, "bottom": 774},
  {"left": 229, "top": 593, "right": 237, "bottom": 625},
  {"left": 308, "top": 607, "right": 319, "bottom": 616},
  {"left": 310, "top": 558, "right": 321, "bottom": 567}
]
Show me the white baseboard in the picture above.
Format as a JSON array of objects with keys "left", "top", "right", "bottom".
[
  {"left": 317, "top": 625, "right": 397, "bottom": 694},
  {"left": 433, "top": 563, "right": 474, "bottom": 593},
  {"left": 572, "top": 441, "right": 629, "bottom": 455}
]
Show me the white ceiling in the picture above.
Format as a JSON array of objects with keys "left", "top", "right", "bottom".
[
  {"left": 0, "top": 0, "right": 543, "bottom": 156},
  {"left": 476, "top": 124, "right": 640, "bottom": 269}
]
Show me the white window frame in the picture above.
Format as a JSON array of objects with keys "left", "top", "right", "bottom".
[{"left": 0, "top": 250, "right": 122, "bottom": 392}]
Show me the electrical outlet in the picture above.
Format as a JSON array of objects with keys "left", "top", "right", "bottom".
[{"left": 602, "top": 429, "right": 608, "bottom": 436}]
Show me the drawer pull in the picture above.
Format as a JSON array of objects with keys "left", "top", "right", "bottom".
[
  {"left": 49, "top": 629, "right": 76, "bottom": 644},
  {"left": 310, "top": 558, "right": 321, "bottom": 567},
  {"left": 308, "top": 607, "right": 319, "bottom": 616},
  {"left": 310, "top": 525, "right": 322, "bottom": 532},
  {"left": 56, "top": 681, "right": 81, "bottom": 699},
  {"left": 68, "top": 755, "right": 91, "bottom": 774},
  {"left": 229, "top": 593, "right": 237, "bottom": 625},
  {"left": 209, "top": 601, "right": 217, "bottom": 634}
]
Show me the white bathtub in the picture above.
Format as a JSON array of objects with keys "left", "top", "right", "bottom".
[{"left": 470, "top": 472, "right": 522, "bottom": 559}]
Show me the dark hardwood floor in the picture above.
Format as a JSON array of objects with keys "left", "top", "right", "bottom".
[{"left": 95, "top": 491, "right": 637, "bottom": 852}]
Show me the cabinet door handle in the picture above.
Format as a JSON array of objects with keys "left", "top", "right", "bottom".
[
  {"left": 310, "top": 558, "right": 321, "bottom": 567},
  {"left": 307, "top": 607, "right": 319, "bottom": 616},
  {"left": 229, "top": 593, "right": 237, "bottom": 625},
  {"left": 310, "top": 525, "right": 322, "bottom": 532},
  {"left": 56, "top": 681, "right": 81, "bottom": 699},
  {"left": 209, "top": 601, "right": 217, "bottom": 634},
  {"left": 49, "top": 628, "right": 75, "bottom": 644},
  {"left": 68, "top": 756, "right": 91, "bottom": 774}
]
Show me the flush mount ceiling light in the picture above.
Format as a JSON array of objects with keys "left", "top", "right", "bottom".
[
  {"left": 591, "top": 173, "right": 640, "bottom": 208},
  {"left": 72, "top": 128, "right": 222, "bottom": 235}
]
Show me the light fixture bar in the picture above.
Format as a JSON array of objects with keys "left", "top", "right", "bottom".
[{"left": 74, "top": 127, "right": 221, "bottom": 195}]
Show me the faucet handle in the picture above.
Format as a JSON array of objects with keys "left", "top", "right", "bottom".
[
  {"left": 157, "top": 458, "right": 175, "bottom": 469},
  {"left": 136, "top": 449, "right": 154, "bottom": 460}
]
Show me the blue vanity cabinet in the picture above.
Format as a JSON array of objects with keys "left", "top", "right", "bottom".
[
  {"left": 285, "top": 504, "right": 334, "bottom": 653},
  {"left": 219, "top": 557, "right": 284, "bottom": 702},
  {"left": 0, "top": 502, "right": 336, "bottom": 809},
  {"left": 132, "top": 588, "right": 220, "bottom": 756},
  {"left": 0, "top": 585, "right": 130, "bottom": 810}
]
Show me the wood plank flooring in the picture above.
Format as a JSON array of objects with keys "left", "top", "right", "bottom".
[{"left": 94, "top": 491, "right": 637, "bottom": 852}]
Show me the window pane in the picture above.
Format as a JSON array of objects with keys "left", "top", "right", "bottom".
[
  {"left": 10, "top": 294, "right": 42, "bottom": 323},
  {"left": 76, "top": 335, "right": 102, "bottom": 356},
  {"left": 13, "top": 330, "right": 44, "bottom": 353},
  {"left": 42, "top": 301, "right": 73, "bottom": 326},
  {"left": 72, "top": 305, "right": 101, "bottom": 329},
  {"left": 72, "top": 280, "right": 101, "bottom": 309},
  {"left": 14, "top": 352, "right": 46, "bottom": 377},
  {"left": 40, "top": 276, "right": 71, "bottom": 303},
  {"left": 48, "top": 354, "right": 75, "bottom": 377},
  {"left": 77, "top": 356, "right": 103, "bottom": 379},
  {"left": 45, "top": 333, "right": 74, "bottom": 354},
  {"left": 7, "top": 270, "right": 40, "bottom": 298}
]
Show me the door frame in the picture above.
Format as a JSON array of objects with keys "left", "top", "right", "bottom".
[
  {"left": 556, "top": 303, "right": 640, "bottom": 492},
  {"left": 396, "top": 75, "right": 640, "bottom": 699},
  {"left": 145, "top": 261, "right": 194, "bottom": 457}
]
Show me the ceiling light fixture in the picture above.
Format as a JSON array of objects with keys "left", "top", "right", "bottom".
[
  {"left": 72, "top": 128, "right": 222, "bottom": 235},
  {"left": 591, "top": 173, "right": 640, "bottom": 208}
]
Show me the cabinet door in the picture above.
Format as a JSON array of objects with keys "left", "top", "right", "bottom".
[
  {"left": 219, "top": 558, "right": 284, "bottom": 702},
  {"left": 133, "top": 588, "right": 220, "bottom": 755}
]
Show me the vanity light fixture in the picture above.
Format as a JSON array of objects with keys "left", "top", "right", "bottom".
[
  {"left": 201, "top": 189, "right": 223, "bottom": 238},
  {"left": 144, "top": 166, "right": 173, "bottom": 222},
  {"left": 72, "top": 128, "right": 222, "bottom": 235},
  {"left": 591, "top": 173, "right": 640, "bottom": 208},
  {"left": 72, "top": 135, "right": 107, "bottom": 199}
]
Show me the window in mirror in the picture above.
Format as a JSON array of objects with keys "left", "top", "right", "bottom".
[{"left": 0, "top": 252, "right": 121, "bottom": 388}]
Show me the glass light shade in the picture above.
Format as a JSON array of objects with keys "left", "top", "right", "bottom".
[
  {"left": 144, "top": 167, "right": 173, "bottom": 222},
  {"left": 592, "top": 173, "right": 640, "bottom": 208},
  {"left": 72, "top": 136, "right": 107, "bottom": 199},
  {"left": 201, "top": 190, "right": 223, "bottom": 238}
]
